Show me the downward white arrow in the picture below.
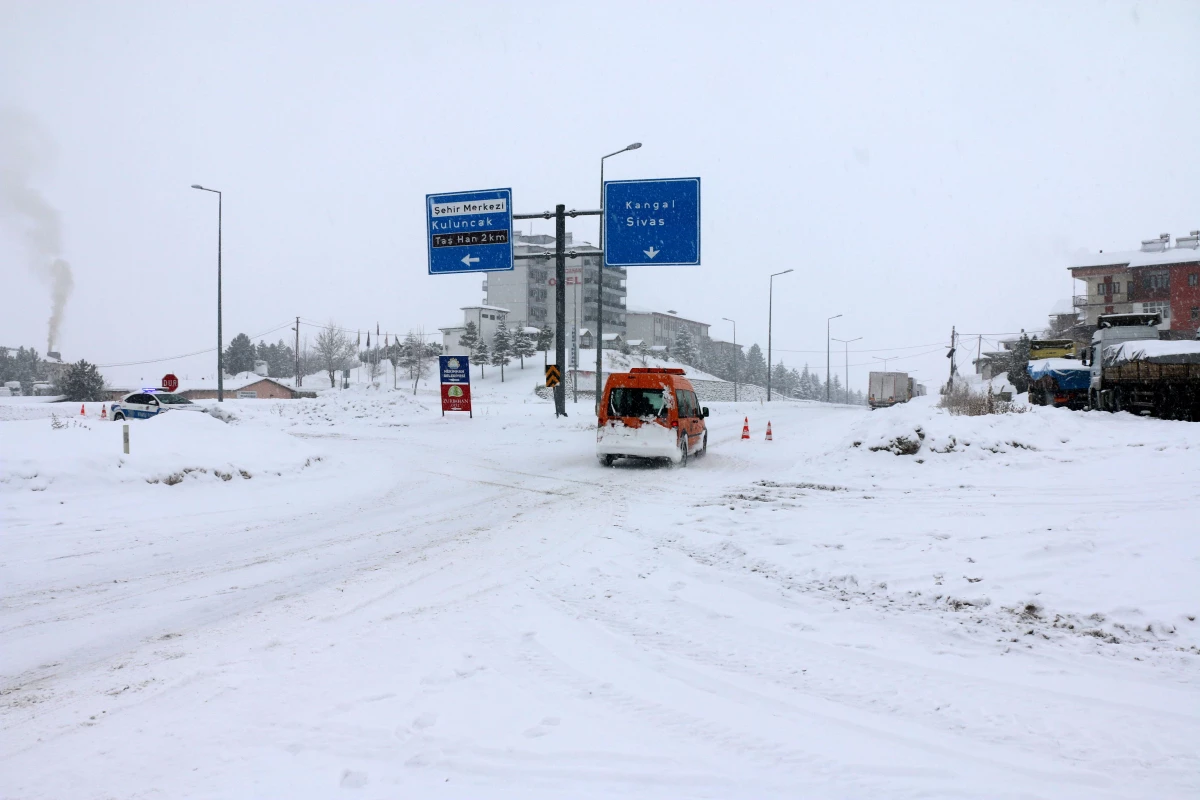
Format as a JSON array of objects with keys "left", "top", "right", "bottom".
[
  {"left": 644, "top": 246, "right": 660, "bottom": 259},
  {"left": 461, "top": 254, "right": 480, "bottom": 266}
]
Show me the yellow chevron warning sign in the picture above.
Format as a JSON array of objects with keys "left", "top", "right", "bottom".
[{"left": 545, "top": 365, "right": 561, "bottom": 387}]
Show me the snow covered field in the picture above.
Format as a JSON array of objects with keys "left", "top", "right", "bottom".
[{"left": 2, "top": 375, "right": 1198, "bottom": 799}]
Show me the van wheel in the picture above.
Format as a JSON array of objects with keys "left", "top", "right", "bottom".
[
  {"left": 113, "top": 412, "right": 124, "bottom": 421},
  {"left": 600, "top": 454, "right": 615, "bottom": 467},
  {"left": 698, "top": 432, "right": 708, "bottom": 456},
  {"left": 677, "top": 437, "right": 689, "bottom": 468}
]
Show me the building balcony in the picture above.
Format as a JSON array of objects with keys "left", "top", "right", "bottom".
[{"left": 1074, "top": 294, "right": 1129, "bottom": 308}]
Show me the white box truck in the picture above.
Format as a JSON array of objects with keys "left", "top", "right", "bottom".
[{"left": 868, "top": 371, "right": 911, "bottom": 409}]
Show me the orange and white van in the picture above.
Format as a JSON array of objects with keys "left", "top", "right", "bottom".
[{"left": 596, "top": 368, "right": 709, "bottom": 466}]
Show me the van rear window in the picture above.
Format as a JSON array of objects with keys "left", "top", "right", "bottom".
[{"left": 608, "top": 388, "right": 668, "bottom": 418}]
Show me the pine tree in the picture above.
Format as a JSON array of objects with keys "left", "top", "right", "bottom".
[
  {"left": 475, "top": 339, "right": 489, "bottom": 379},
  {"left": 536, "top": 325, "right": 553, "bottom": 355},
  {"left": 491, "top": 319, "right": 512, "bottom": 382},
  {"left": 745, "top": 344, "right": 767, "bottom": 387},
  {"left": 512, "top": 326, "right": 536, "bottom": 368},
  {"left": 223, "top": 333, "right": 256, "bottom": 375},
  {"left": 1007, "top": 332, "right": 1032, "bottom": 393},
  {"left": 54, "top": 359, "right": 106, "bottom": 401},
  {"left": 458, "top": 321, "right": 486, "bottom": 378},
  {"left": 674, "top": 326, "right": 697, "bottom": 366}
]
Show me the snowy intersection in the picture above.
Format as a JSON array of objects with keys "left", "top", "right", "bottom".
[{"left": 2, "top": 385, "right": 1199, "bottom": 799}]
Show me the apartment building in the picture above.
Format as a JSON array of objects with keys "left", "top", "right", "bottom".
[
  {"left": 1069, "top": 231, "right": 1200, "bottom": 337},
  {"left": 482, "top": 232, "right": 627, "bottom": 342}
]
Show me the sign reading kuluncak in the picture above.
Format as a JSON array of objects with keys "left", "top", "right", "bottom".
[{"left": 439, "top": 355, "right": 472, "bottom": 417}]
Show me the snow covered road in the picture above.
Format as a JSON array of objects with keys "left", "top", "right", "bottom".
[{"left": 2, "top": 390, "right": 1198, "bottom": 798}]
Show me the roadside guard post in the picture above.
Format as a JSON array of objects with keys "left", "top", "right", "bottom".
[{"left": 439, "top": 355, "right": 472, "bottom": 418}]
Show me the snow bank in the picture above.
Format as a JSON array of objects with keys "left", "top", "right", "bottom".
[
  {"left": 0, "top": 409, "right": 326, "bottom": 492},
  {"left": 845, "top": 395, "right": 1193, "bottom": 460}
]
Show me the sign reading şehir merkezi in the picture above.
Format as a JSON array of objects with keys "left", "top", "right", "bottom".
[
  {"left": 603, "top": 178, "right": 700, "bottom": 267},
  {"left": 427, "top": 188, "right": 513, "bottom": 275}
]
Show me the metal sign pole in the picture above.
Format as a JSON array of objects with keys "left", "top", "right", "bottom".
[{"left": 554, "top": 204, "right": 568, "bottom": 416}]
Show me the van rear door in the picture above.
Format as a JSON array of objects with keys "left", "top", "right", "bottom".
[{"left": 606, "top": 384, "right": 671, "bottom": 428}]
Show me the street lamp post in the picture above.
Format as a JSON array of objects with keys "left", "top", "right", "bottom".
[
  {"left": 826, "top": 314, "right": 842, "bottom": 403},
  {"left": 191, "top": 184, "right": 224, "bottom": 402},
  {"left": 767, "top": 269, "right": 793, "bottom": 401},
  {"left": 832, "top": 336, "right": 861, "bottom": 404},
  {"left": 722, "top": 317, "right": 737, "bottom": 402},
  {"left": 597, "top": 142, "right": 642, "bottom": 410},
  {"left": 872, "top": 355, "right": 893, "bottom": 371}
]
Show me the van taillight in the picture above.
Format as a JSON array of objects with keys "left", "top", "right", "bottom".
[{"left": 671, "top": 420, "right": 678, "bottom": 428}]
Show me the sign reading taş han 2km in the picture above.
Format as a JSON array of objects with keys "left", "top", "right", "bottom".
[
  {"left": 426, "top": 187, "right": 513, "bottom": 275},
  {"left": 603, "top": 178, "right": 700, "bottom": 267}
]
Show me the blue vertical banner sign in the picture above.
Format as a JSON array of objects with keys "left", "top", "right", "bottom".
[
  {"left": 426, "top": 188, "right": 514, "bottom": 275},
  {"left": 603, "top": 178, "right": 701, "bottom": 267}
]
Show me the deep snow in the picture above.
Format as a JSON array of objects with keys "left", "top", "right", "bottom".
[{"left": 1, "top": 376, "right": 1197, "bottom": 799}]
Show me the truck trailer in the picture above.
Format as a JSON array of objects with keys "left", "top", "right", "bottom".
[{"left": 868, "top": 371, "right": 911, "bottom": 409}]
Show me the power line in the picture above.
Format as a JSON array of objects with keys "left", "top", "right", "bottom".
[
  {"left": 96, "top": 322, "right": 293, "bottom": 368},
  {"left": 772, "top": 340, "right": 945, "bottom": 355}
]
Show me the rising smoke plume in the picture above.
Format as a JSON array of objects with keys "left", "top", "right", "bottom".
[{"left": 0, "top": 109, "right": 75, "bottom": 352}]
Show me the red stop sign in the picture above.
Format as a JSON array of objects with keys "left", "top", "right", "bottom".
[{"left": 162, "top": 373, "right": 179, "bottom": 392}]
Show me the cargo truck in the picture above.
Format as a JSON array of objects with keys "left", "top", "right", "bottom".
[
  {"left": 868, "top": 371, "right": 911, "bottom": 409},
  {"left": 1027, "top": 358, "right": 1089, "bottom": 409},
  {"left": 1084, "top": 313, "right": 1200, "bottom": 419}
]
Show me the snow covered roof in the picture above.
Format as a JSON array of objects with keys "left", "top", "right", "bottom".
[
  {"left": 1069, "top": 246, "right": 1200, "bottom": 270},
  {"left": 461, "top": 305, "right": 510, "bottom": 313},
  {"left": 601, "top": 333, "right": 622, "bottom": 341},
  {"left": 624, "top": 308, "right": 709, "bottom": 326},
  {"left": 522, "top": 326, "right": 540, "bottom": 334},
  {"left": 626, "top": 339, "right": 644, "bottom": 346}
]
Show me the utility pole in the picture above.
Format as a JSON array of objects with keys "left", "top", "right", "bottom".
[
  {"left": 722, "top": 317, "right": 737, "bottom": 402},
  {"left": 598, "top": 143, "right": 642, "bottom": 411},
  {"left": 832, "top": 336, "right": 861, "bottom": 404},
  {"left": 294, "top": 316, "right": 301, "bottom": 387},
  {"left": 826, "top": 313, "right": 842, "bottom": 403},
  {"left": 191, "top": 184, "right": 224, "bottom": 401},
  {"left": 767, "top": 269, "right": 793, "bottom": 401},
  {"left": 946, "top": 325, "right": 958, "bottom": 391}
]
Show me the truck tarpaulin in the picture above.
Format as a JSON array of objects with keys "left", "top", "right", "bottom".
[
  {"left": 1102, "top": 340, "right": 1200, "bottom": 367},
  {"left": 1026, "top": 358, "right": 1090, "bottom": 391}
]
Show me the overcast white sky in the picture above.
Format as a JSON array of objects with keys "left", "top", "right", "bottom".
[{"left": 2, "top": 1, "right": 1198, "bottom": 389}]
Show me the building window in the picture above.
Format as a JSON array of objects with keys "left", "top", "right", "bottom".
[
  {"left": 1142, "top": 301, "right": 1170, "bottom": 319},
  {"left": 1190, "top": 273, "right": 1199, "bottom": 287},
  {"left": 1192, "top": 307, "right": 1199, "bottom": 321},
  {"left": 1146, "top": 272, "right": 1170, "bottom": 291}
]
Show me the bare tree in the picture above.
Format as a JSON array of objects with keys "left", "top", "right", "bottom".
[{"left": 314, "top": 321, "right": 356, "bottom": 387}]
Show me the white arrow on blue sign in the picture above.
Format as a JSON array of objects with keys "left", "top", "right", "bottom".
[
  {"left": 603, "top": 178, "right": 700, "bottom": 267},
  {"left": 426, "top": 188, "right": 514, "bottom": 275}
]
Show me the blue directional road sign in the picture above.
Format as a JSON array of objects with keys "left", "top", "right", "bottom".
[
  {"left": 426, "top": 188, "right": 513, "bottom": 275},
  {"left": 603, "top": 178, "right": 700, "bottom": 267}
]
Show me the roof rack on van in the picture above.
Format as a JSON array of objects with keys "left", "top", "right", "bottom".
[{"left": 629, "top": 367, "right": 686, "bottom": 375}]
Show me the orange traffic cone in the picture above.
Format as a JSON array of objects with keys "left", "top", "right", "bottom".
[
  {"left": 101, "top": 405, "right": 108, "bottom": 420},
  {"left": 765, "top": 421, "right": 773, "bottom": 441},
  {"left": 80, "top": 404, "right": 86, "bottom": 416},
  {"left": 741, "top": 417, "right": 750, "bottom": 440}
]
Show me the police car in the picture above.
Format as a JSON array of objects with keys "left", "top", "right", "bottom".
[{"left": 110, "top": 389, "right": 202, "bottom": 421}]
